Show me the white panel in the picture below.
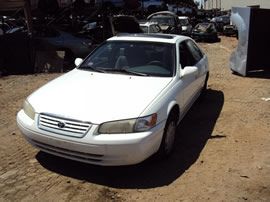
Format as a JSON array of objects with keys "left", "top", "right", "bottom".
[{"left": 229, "top": 7, "right": 251, "bottom": 76}]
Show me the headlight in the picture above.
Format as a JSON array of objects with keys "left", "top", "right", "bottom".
[
  {"left": 135, "top": 114, "right": 157, "bottom": 132},
  {"left": 23, "top": 100, "right": 35, "bottom": 120},
  {"left": 99, "top": 114, "right": 157, "bottom": 134}
]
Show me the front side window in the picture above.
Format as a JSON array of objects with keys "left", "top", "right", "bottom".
[
  {"left": 179, "top": 42, "right": 194, "bottom": 68},
  {"left": 179, "top": 40, "right": 204, "bottom": 68},
  {"left": 185, "top": 40, "right": 203, "bottom": 63},
  {"left": 79, "top": 41, "right": 176, "bottom": 77}
]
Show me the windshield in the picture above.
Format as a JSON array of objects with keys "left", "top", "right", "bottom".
[
  {"left": 179, "top": 19, "right": 189, "bottom": 26},
  {"left": 195, "top": 23, "right": 214, "bottom": 31},
  {"left": 150, "top": 17, "right": 174, "bottom": 27},
  {"left": 79, "top": 40, "right": 175, "bottom": 77}
]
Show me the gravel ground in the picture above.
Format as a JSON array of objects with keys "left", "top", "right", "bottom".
[{"left": 0, "top": 36, "right": 270, "bottom": 202}]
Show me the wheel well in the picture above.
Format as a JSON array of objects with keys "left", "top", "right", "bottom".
[{"left": 168, "top": 105, "right": 180, "bottom": 123}]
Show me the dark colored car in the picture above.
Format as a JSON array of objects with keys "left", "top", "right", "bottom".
[
  {"left": 178, "top": 16, "right": 192, "bottom": 36},
  {"left": 147, "top": 11, "right": 182, "bottom": 34},
  {"left": 109, "top": 15, "right": 143, "bottom": 35},
  {"left": 211, "top": 15, "right": 230, "bottom": 32},
  {"left": 191, "top": 23, "right": 219, "bottom": 42},
  {"left": 82, "top": 15, "right": 143, "bottom": 44},
  {"left": 34, "top": 26, "right": 93, "bottom": 68},
  {"left": 139, "top": 21, "right": 162, "bottom": 33},
  {"left": 223, "top": 24, "right": 238, "bottom": 37},
  {"left": 0, "top": 22, "right": 11, "bottom": 35}
]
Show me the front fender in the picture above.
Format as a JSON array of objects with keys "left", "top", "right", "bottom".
[{"left": 167, "top": 100, "right": 177, "bottom": 118}]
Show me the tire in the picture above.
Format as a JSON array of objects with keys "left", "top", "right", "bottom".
[
  {"left": 157, "top": 114, "right": 177, "bottom": 159},
  {"left": 198, "top": 72, "right": 209, "bottom": 101}
]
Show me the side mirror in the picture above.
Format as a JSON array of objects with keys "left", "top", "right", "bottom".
[
  {"left": 74, "top": 58, "right": 83, "bottom": 67},
  {"left": 180, "top": 66, "right": 199, "bottom": 77}
]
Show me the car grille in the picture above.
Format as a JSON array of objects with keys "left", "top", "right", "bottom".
[{"left": 38, "top": 113, "right": 92, "bottom": 138}]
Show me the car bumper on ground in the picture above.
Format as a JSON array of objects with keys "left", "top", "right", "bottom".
[{"left": 17, "top": 110, "right": 166, "bottom": 166}]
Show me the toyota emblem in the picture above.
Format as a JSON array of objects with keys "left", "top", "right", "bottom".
[{"left": 57, "top": 122, "right": 65, "bottom": 128}]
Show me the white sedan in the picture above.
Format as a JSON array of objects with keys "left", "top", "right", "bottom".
[{"left": 17, "top": 33, "right": 209, "bottom": 166}]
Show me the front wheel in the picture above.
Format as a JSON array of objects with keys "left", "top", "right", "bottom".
[{"left": 157, "top": 115, "right": 177, "bottom": 159}]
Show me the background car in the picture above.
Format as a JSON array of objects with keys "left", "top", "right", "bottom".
[
  {"left": 178, "top": 16, "right": 192, "bottom": 36},
  {"left": 223, "top": 24, "right": 238, "bottom": 37},
  {"left": 147, "top": 11, "right": 182, "bottom": 34},
  {"left": 211, "top": 15, "right": 230, "bottom": 32},
  {"left": 34, "top": 26, "right": 93, "bottom": 68},
  {"left": 0, "top": 22, "right": 11, "bottom": 35},
  {"left": 81, "top": 15, "right": 143, "bottom": 45},
  {"left": 191, "top": 22, "right": 219, "bottom": 42},
  {"left": 139, "top": 21, "right": 163, "bottom": 33},
  {"left": 17, "top": 33, "right": 209, "bottom": 166}
]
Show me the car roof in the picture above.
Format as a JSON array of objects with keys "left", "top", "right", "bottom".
[{"left": 107, "top": 33, "right": 188, "bottom": 43}]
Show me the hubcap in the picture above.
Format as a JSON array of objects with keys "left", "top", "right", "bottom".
[{"left": 165, "top": 121, "right": 176, "bottom": 154}]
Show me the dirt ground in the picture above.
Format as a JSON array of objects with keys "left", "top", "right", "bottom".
[{"left": 0, "top": 36, "right": 270, "bottom": 202}]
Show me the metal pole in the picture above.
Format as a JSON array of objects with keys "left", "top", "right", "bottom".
[{"left": 24, "top": 0, "right": 33, "bottom": 36}]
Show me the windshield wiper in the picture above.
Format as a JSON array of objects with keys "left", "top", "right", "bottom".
[
  {"left": 80, "top": 66, "right": 106, "bottom": 73},
  {"left": 104, "top": 68, "right": 149, "bottom": 76}
]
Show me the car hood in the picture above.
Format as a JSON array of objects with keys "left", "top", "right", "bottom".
[{"left": 28, "top": 69, "right": 172, "bottom": 124}]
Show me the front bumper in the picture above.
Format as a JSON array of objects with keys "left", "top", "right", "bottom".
[
  {"left": 191, "top": 33, "right": 217, "bottom": 41},
  {"left": 17, "top": 110, "right": 166, "bottom": 166},
  {"left": 181, "top": 30, "right": 190, "bottom": 36}
]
